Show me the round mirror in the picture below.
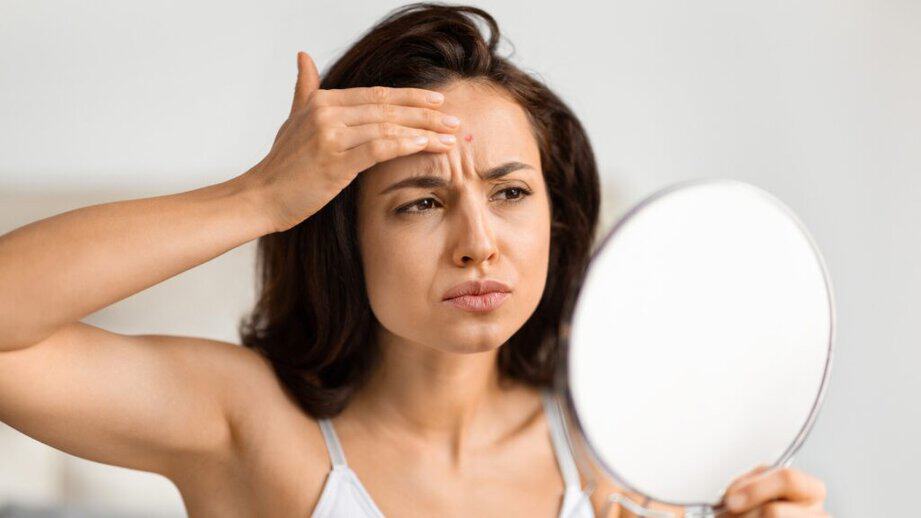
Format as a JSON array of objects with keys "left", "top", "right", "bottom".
[{"left": 558, "top": 178, "right": 834, "bottom": 516}]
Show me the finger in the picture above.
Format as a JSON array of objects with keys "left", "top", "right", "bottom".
[
  {"left": 336, "top": 123, "right": 456, "bottom": 151},
  {"left": 340, "top": 135, "right": 433, "bottom": 174},
  {"left": 313, "top": 85, "right": 445, "bottom": 108},
  {"left": 736, "top": 501, "right": 829, "bottom": 518},
  {"left": 335, "top": 103, "right": 461, "bottom": 133},
  {"left": 290, "top": 51, "right": 320, "bottom": 117},
  {"left": 724, "top": 467, "right": 827, "bottom": 514},
  {"left": 723, "top": 464, "right": 774, "bottom": 500}
]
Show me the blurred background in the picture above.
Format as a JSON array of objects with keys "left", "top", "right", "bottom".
[{"left": 1, "top": 0, "right": 918, "bottom": 516}]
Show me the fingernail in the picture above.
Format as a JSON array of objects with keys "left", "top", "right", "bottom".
[
  {"left": 725, "top": 494, "right": 746, "bottom": 511},
  {"left": 413, "top": 135, "right": 429, "bottom": 146},
  {"left": 427, "top": 92, "right": 444, "bottom": 104},
  {"left": 442, "top": 115, "right": 460, "bottom": 127},
  {"left": 439, "top": 134, "right": 456, "bottom": 144}
]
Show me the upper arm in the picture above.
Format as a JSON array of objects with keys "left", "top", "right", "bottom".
[{"left": 0, "top": 321, "right": 275, "bottom": 479}]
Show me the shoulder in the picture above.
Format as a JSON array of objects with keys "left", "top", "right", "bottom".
[
  {"left": 151, "top": 335, "right": 328, "bottom": 460},
  {"left": 139, "top": 334, "right": 285, "bottom": 424},
  {"left": 163, "top": 336, "right": 334, "bottom": 507},
  {"left": 177, "top": 337, "right": 328, "bottom": 460}
]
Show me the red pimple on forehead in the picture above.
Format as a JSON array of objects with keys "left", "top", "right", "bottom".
[{"left": 464, "top": 134, "right": 473, "bottom": 142}]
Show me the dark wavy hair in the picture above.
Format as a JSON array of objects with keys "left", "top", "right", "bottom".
[{"left": 238, "top": 2, "right": 600, "bottom": 418}]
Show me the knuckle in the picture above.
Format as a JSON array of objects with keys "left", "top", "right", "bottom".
[
  {"left": 378, "top": 122, "right": 399, "bottom": 138},
  {"left": 310, "top": 106, "right": 333, "bottom": 126},
  {"left": 316, "top": 129, "right": 338, "bottom": 150},
  {"left": 428, "top": 108, "right": 442, "bottom": 125},
  {"left": 762, "top": 503, "right": 782, "bottom": 518},
  {"left": 417, "top": 88, "right": 435, "bottom": 103},
  {"left": 369, "top": 139, "right": 390, "bottom": 160},
  {"left": 780, "top": 467, "right": 799, "bottom": 486},
  {"left": 737, "top": 487, "right": 754, "bottom": 505},
  {"left": 379, "top": 102, "right": 397, "bottom": 121},
  {"left": 308, "top": 88, "right": 327, "bottom": 106},
  {"left": 370, "top": 85, "right": 389, "bottom": 102},
  {"left": 815, "top": 479, "right": 828, "bottom": 500}
]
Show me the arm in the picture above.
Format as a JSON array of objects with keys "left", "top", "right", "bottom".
[
  {"left": 0, "top": 173, "right": 275, "bottom": 478},
  {"left": 0, "top": 175, "right": 269, "bottom": 351},
  {"left": 0, "top": 324, "right": 280, "bottom": 478},
  {"left": 0, "top": 49, "right": 459, "bottom": 482}
]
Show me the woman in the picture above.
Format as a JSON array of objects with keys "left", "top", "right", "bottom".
[{"left": 0, "top": 3, "right": 829, "bottom": 517}]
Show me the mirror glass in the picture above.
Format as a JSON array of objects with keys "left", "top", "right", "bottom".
[{"left": 561, "top": 179, "right": 834, "bottom": 513}]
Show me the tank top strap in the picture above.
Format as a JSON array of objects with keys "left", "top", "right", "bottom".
[
  {"left": 317, "top": 417, "right": 349, "bottom": 468},
  {"left": 540, "top": 388, "right": 582, "bottom": 490}
]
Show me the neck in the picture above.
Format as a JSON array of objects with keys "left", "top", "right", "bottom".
[{"left": 347, "top": 324, "right": 526, "bottom": 467}]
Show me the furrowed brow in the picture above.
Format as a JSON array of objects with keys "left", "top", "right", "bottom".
[{"left": 378, "top": 161, "right": 534, "bottom": 195}]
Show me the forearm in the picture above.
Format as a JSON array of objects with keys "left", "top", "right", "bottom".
[{"left": 0, "top": 170, "right": 272, "bottom": 351}]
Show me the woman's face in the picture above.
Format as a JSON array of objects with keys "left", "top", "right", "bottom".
[{"left": 356, "top": 80, "right": 551, "bottom": 354}]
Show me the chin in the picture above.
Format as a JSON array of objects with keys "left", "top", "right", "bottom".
[
  {"left": 452, "top": 340, "right": 504, "bottom": 354},
  {"left": 433, "top": 326, "right": 518, "bottom": 354}
]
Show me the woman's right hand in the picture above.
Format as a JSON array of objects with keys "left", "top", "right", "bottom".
[{"left": 246, "top": 51, "right": 461, "bottom": 233}]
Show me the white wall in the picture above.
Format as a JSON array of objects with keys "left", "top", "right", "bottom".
[{"left": 1, "top": 1, "right": 918, "bottom": 516}]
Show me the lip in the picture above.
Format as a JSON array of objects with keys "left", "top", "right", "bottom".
[{"left": 441, "top": 279, "right": 513, "bottom": 313}]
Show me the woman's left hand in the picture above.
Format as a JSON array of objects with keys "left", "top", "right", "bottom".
[{"left": 720, "top": 464, "right": 830, "bottom": 517}]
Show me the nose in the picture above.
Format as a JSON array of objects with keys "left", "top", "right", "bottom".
[{"left": 450, "top": 192, "right": 499, "bottom": 268}]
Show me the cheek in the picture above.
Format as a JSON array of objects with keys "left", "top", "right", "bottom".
[
  {"left": 510, "top": 208, "right": 552, "bottom": 302},
  {"left": 358, "top": 219, "right": 437, "bottom": 324},
  {"left": 356, "top": 193, "right": 552, "bottom": 344},
  {"left": 511, "top": 205, "right": 551, "bottom": 256}
]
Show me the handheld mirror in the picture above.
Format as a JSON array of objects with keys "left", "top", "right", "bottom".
[{"left": 555, "top": 179, "right": 835, "bottom": 517}]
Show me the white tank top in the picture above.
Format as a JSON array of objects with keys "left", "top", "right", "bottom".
[{"left": 310, "top": 387, "right": 595, "bottom": 517}]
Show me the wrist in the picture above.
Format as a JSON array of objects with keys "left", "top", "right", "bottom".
[{"left": 224, "top": 166, "right": 282, "bottom": 236}]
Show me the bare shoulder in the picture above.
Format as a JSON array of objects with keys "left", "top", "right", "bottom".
[
  {"left": 158, "top": 335, "right": 333, "bottom": 514},
  {"left": 151, "top": 333, "right": 328, "bottom": 461},
  {"left": 130, "top": 333, "right": 285, "bottom": 427},
  {"left": 0, "top": 323, "right": 287, "bottom": 477},
  {"left": 0, "top": 323, "right": 331, "bottom": 514}
]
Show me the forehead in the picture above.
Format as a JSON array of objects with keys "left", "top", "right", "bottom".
[{"left": 362, "top": 80, "right": 541, "bottom": 185}]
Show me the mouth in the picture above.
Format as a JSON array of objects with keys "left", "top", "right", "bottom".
[
  {"left": 441, "top": 279, "right": 512, "bottom": 313},
  {"left": 443, "top": 292, "right": 510, "bottom": 313}
]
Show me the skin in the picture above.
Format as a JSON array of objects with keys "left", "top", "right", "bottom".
[
  {"left": 323, "top": 78, "right": 561, "bottom": 514},
  {"left": 0, "top": 50, "right": 829, "bottom": 517},
  {"left": 347, "top": 78, "right": 552, "bottom": 453}
]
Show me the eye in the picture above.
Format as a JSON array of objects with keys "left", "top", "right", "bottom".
[
  {"left": 395, "top": 197, "right": 442, "bottom": 215},
  {"left": 494, "top": 186, "right": 532, "bottom": 203},
  {"left": 394, "top": 186, "right": 533, "bottom": 216}
]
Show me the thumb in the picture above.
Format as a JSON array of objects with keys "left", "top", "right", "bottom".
[{"left": 290, "top": 51, "right": 320, "bottom": 117}]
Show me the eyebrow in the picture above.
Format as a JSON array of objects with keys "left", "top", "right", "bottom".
[{"left": 377, "top": 161, "right": 535, "bottom": 195}]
